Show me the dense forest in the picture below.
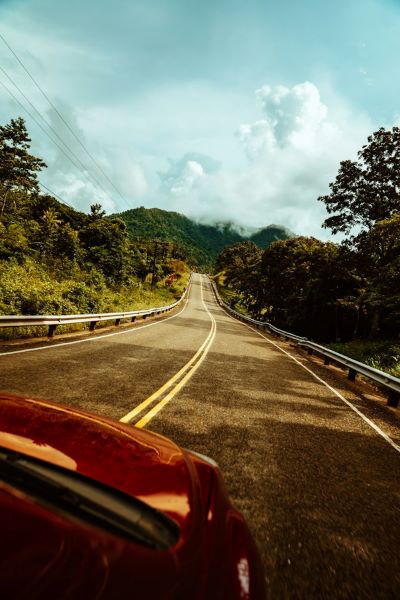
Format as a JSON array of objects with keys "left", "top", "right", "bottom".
[
  {"left": 215, "top": 126, "right": 400, "bottom": 372},
  {"left": 0, "top": 117, "right": 189, "bottom": 323}
]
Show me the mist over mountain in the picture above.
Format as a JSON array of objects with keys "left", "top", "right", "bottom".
[{"left": 116, "top": 207, "right": 296, "bottom": 267}]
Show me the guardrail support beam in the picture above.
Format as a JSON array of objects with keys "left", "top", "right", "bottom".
[
  {"left": 387, "top": 392, "right": 399, "bottom": 408},
  {"left": 348, "top": 368, "right": 357, "bottom": 381},
  {"left": 115, "top": 318, "right": 121, "bottom": 326},
  {"left": 89, "top": 321, "right": 97, "bottom": 331},
  {"left": 47, "top": 324, "right": 57, "bottom": 338},
  {"left": 131, "top": 316, "right": 136, "bottom": 323}
]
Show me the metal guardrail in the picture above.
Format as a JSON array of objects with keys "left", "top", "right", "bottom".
[
  {"left": 0, "top": 276, "right": 192, "bottom": 338},
  {"left": 210, "top": 282, "right": 307, "bottom": 342},
  {"left": 211, "top": 281, "right": 400, "bottom": 407},
  {"left": 298, "top": 340, "right": 400, "bottom": 403}
]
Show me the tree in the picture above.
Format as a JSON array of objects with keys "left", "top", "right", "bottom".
[
  {"left": 80, "top": 212, "right": 132, "bottom": 284},
  {"left": 0, "top": 117, "right": 46, "bottom": 216},
  {"left": 38, "top": 207, "right": 61, "bottom": 258},
  {"left": 216, "top": 241, "right": 262, "bottom": 286},
  {"left": 319, "top": 127, "right": 400, "bottom": 234},
  {"left": 258, "top": 237, "right": 363, "bottom": 340},
  {"left": 355, "top": 213, "right": 400, "bottom": 337},
  {"left": 0, "top": 221, "right": 29, "bottom": 259},
  {"left": 216, "top": 241, "right": 262, "bottom": 312},
  {"left": 89, "top": 203, "right": 106, "bottom": 221}
]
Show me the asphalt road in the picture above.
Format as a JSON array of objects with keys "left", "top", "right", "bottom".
[{"left": 1, "top": 273, "right": 399, "bottom": 598}]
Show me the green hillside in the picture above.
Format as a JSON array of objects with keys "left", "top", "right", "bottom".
[{"left": 116, "top": 207, "right": 296, "bottom": 268}]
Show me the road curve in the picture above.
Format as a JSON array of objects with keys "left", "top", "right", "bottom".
[{"left": 1, "top": 273, "right": 400, "bottom": 598}]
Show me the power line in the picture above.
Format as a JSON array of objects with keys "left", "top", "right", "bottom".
[
  {"left": 0, "top": 31, "right": 128, "bottom": 206},
  {"left": 0, "top": 65, "right": 117, "bottom": 202},
  {"left": 0, "top": 75, "right": 95, "bottom": 180},
  {"left": 38, "top": 182, "right": 75, "bottom": 209},
  {"left": 0, "top": 77, "right": 111, "bottom": 216}
]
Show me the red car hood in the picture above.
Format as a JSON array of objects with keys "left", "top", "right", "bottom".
[
  {"left": 0, "top": 393, "right": 207, "bottom": 598},
  {"left": 0, "top": 393, "right": 197, "bottom": 532}
]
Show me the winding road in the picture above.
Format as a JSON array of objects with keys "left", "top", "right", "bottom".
[{"left": 1, "top": 273, "right": 399, "bottom": 598}]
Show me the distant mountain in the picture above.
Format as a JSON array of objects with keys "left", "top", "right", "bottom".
[
  {"left": 249, "top": 225, "right": 295, "bottom": 248},
  {"left": 115, "top": 207, "right": 296, "bottom": 268}
]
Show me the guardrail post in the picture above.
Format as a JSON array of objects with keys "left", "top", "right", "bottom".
[
  {"left": 131, "top": 316, "right": 136, "bottom": 323},
  {"left": 142, "top": 315, "right": 147, "bottom": 319},
  {"left": 387, "top": 392, "right": 399, "bottom": 408},
  {"left": 47, "top": 324, "right": 57, "bottom": 338},
  {"left": 115, "top": 318, "right": 121, "bottom": 326},
  {"left": 324, "top": 357, "right": 330, "bottom": 365},
  {"left": 307, "top": 348, "right": 313, "bottom": 355},
  {"left": 89, "top": 321, "right": 97, "bottom": 331},
  {"left": 348, "top": 368, "right": 357, "bottom": 381}
]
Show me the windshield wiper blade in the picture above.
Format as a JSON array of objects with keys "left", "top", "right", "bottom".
[{"left": 0, "top": 447, "right": 179, "bottom": 550}]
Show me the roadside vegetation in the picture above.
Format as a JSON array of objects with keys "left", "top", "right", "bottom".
[
  {"left": 326, "top": 340, "right": 400, "bottom": 379},
  {"left": 0, "top": 117, "right": 190, "bottom": 339},
  {"left": 213, "top": 271, "right": 252, "bottom": 318},
  {"left": 215, "top": 126, "right": 400, "bottom": 375}
]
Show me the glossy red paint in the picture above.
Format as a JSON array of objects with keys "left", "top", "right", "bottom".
[{"left": 0, "top": 392, "right": 266, "bottom": 599}]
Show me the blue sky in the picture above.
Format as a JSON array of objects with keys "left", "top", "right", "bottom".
[{"left": 0, "top": 0, "right": 399, "bottom": 237}]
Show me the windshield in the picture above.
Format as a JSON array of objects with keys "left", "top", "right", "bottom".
[{"left": 0, "top": 446, "right": 179, "bottom": 551}]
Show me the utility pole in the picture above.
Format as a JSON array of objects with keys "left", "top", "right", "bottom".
[{"left": 151, "top": 236, "right": 159, "bottom": 287}]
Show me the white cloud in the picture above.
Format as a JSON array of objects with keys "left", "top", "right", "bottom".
[
  {"left": 161, "top": 82, "right": 373, "bottom": 239},
  {"left": 240, "top": 82, "right": 331, "bottom": 156},
  {"left": 159, "top": 152, "right": 221, "bottom": 197},
  {"left": 170, "top": 160, "right": 204, "bottom": 195},
  {"left": 237, "top": 120, "right": 276, "bottom": 160}
]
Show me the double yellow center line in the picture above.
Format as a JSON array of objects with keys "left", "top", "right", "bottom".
[{"left": 119, "top": 279, "right": 216, "bottom": 428}]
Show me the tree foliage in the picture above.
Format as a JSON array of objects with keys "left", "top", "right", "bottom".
[
  {"left": 216, "top": 241, "right": 262, "bottom": 313},
  {"left": 258, "top": 238, "right": 363, "bottom": 340},
  {"left": 0, "top": 117, "right": 46, "bottom": 216},
  {"left": 216, "top": 241, "right": 262, "bottom": 286},
  {"left": 319, "top": 126, "right": 400, "bottom": 234}
]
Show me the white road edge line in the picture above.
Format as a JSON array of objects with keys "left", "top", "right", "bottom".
[
  {"left": 216, "top": 301, "right": 400, "bottom": 455},
  {"left": 0, "top": 285, "right": 191, "bottom": 357}
]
